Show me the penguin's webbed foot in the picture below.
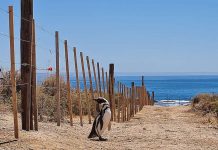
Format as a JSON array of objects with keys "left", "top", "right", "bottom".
[{"left": 99, "top": 136, "right": 108, "bottom": 141}]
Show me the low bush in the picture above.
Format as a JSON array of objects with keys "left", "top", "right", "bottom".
[{"left": 192, "top": 94, "right": 218, "bottom": 118}]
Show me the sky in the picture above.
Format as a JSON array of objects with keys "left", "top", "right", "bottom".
[{"left": 0, "top": 0, "right": 218, "bottom": 75}]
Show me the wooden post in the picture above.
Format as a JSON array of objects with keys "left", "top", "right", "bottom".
[
  {"left": 97, "top": 63, "right": 102, "bottom": 97},
  {"left": 9, "top": 6, "right": 19, "bottom": 138},
  {"left": 124, "top": 86, "right": 127, "bottom": 121},
  {"left": 142, "top": 76, "right": 145, "bottom": 106},
  {"left": 136, "top": 87, "right": 139, "bottom": 113},
  {"left": 138, "top": 87, "right": 141, "bottom": 111},
  {"left": 55, "top": 31, "right": 60, "bottom": 126},
  {"left": 20, "top": 0, "right": 33, "bottom": 131},
  {"left": 132, "top": 82, "right": 136, "bottom": 117},
  {"left": 29, "top": 19, "right": 33, "bottom": 130},
  {"left": 105, "top": 72, "right": 109, "bottom": 98},
  {"left": 123, "top": 85, "right": 125, "bottom": 121},
  {"left": 108, "top": 64, "right": 114, "bottom": 130},
  {"left": 126, "top": 87, "right": 128, "bottom": 121},
  {"left": 144, "top": 84, "right": 148, "bottom": 106},
  {"left": 129, "top": 87, "right": 131, "bottom": 120},
  {"left": 73, "top": 47, "right": 83, "bottom": 126},
  {"left": 130, "top": 82, "right": 134, "bottom": 117},
  {"left": 147, "top": 91, "right": 151, "bottom": 105},
  {"left": 117, "top": 82, "right": 120, "bottom": 123},
  {"left": 113, "top": 78, "right": 116, "bottom": 122},
  {"left": 138, "top": 87, "right": 140, "bottom": 111},
  {"left": 126, "top": 87, "right": 129, "bottom": 121},
  {"left": 92, "top": 59, "right": 99, "bottom": 97},
  {"left": 129, "top": 87, "right": 132, "bottom": 119},
  {"left": 101, "top": 68, "right": 106, "bottom": 97},
  {"left": 129, "top": 86, "right": 132, "bottom": 118},
  {"left": 86, "top": 56, "right": 95, "bottom": 114},
  {"left": 64, "top": 40, "right": 73, "bottom": 126},
  {"left": 109, "top": 64, "right": 114, "bottom": 121},
  {"left": 152, "top": 91, "right": 155, "bottom": 105},
  {"left": 121, "top": 83, "right": 124, "bottom": 122},
  {"left": 140, "top": 87, "right": 143, "bottom": 110},
  {"left": 145, "top": 86, "right": 148, "bottom": 105},
  {"left": 31, "top": 19, "right": 38, "bottom": 130},
  {"left": 80, "top": 52, "right": 91, "bottom": 124}
]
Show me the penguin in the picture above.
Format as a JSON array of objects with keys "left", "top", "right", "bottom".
[{"left": 88, "top": 97, "right": 111, "bottom": 141}]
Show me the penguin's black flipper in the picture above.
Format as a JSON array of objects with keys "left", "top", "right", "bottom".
[
  {"left": 88, "top": 119, "right": 97, "bottom": 138},
  {"left": 99, "top": 117, "right": 104, "bottom": 130}
]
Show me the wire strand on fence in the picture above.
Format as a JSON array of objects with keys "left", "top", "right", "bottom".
[{"left": 0, "top": 6, "right": 76, "bottom": 60}]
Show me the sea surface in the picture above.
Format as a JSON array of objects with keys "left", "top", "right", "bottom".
[{"left": 37, "top": 74, "right": 218, "bottom": 103}]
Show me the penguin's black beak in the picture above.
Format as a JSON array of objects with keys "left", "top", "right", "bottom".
[{"left": 93, "top": 98, "right": 99, "bottom": 102}]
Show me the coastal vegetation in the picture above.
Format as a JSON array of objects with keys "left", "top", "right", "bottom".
[
  {"left": 0, "top": 71, "right": 95, "bottom": 122},
  {"left": 192, "top": 94, "right": 218, "bottom": 119}
]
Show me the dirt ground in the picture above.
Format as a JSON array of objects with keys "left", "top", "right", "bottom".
[{"left": 1, "top": 105, "right": 218, "bottom": 150}]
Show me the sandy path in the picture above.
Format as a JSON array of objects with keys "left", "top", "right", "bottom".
[{"left": 1, "top": 106, "right": 218, "bottom": 150}]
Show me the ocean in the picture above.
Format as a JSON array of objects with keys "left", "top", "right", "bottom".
[{"left": 37, "top": 74, "right": 218, "bottom": 102}]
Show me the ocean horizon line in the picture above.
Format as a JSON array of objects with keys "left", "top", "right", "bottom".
[{"left": 36, "top": 72, "right": 218, "bottom": 77}]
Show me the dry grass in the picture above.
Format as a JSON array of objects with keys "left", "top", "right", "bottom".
[
  {"left": 0, "top": 72, "right": 96, "bottom": 123},
  {"left": 192, "top": 94, "right": 218, "bottom": 120}
]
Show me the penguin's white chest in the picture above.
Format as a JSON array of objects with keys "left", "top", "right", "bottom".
[
  {"left": 96, "top": 108, "right": 111, "bottom": 136},
  {"left": 103, "top": 109, "right": 111, "bottom": 124}
]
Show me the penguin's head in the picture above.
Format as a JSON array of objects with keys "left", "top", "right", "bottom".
[{"left": 93, "top": 97, "right": 110, "bottom": 110}]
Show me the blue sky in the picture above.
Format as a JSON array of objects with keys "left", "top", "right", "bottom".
[{"left": 0, "top": 0, "right": 218, "bottom": 75}]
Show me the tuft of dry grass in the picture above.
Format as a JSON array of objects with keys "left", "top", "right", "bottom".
[
  {"left": 0, "top": 70, "right": 21, "bottom": 104},
  {"left": 192, "top": 94, "right": 218, "bottom": 118}
]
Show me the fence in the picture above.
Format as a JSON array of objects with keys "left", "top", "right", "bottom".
[{"left": 0, "top": 5, "right": 154, "bottom": 140}]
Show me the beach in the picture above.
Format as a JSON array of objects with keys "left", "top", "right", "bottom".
[{"left": 1, "top": 105, "right": 218, "bottom": 150}]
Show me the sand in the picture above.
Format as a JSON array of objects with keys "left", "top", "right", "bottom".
[{"left": 0, "top": 105, "right": 218, "bottom": 150}]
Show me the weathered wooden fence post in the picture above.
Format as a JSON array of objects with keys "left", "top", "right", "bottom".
[
  {"left": 31, "top": 19, "right": 38, "bottom": 130},
  {"left": 92, "top": 59, "right": 99, "bottom": 97},
  {"left": 97, "top": 63, "right": 102, "bottom": 97},
  {"left": 129, "top": 87, "right": 132, "bottom": 119},
  {"left": 73, "top": 47, "right": 83, "bottom": 126},
  {"left": 20, "top": 0, "right": 33, "bottom": 131},
  {"left": 101, "top": 68, "right": 106, "bottom": 97},
  {"left": 131, "top": 82, "right": 135, "bottom": 116},
  {"left": 55, "top": 31, "right": 61, "bottom": 126},
  {"left": 139, "top": 86, "right": 142, "bottom": 111},
  {"left": 135, "top": 87, "right": 138, "bottom": 113},
  {"left": 127, "top": 87, "right": 130, "bottom": 121},
  {"left": 141, "top": 76, "right": 145, "bottom": 106},
  {"left": 124, "top": 85, "right": 127, "bottom": 121},
  {"left": 147, "top": 91, "right": 151, "bottom": 105},
  {"left": 113, "top": 78, "right": 116, "bottom": 122},
  {"left": 9, "top": 5, "right": 19, "bottom": 138},
  {"left": 109, "top": 64, "right": 115, "bottom": 119},
  {"left": 134, "top": 84, "right": 136, "bottom": 116},
  {"left": 64, "top": 40, "right": 73, "bottom": 126},
  {"left": 108, "top": 64, "right": 114, "bottom": 130},
  {"left": 80, "top": 52, "right": 91, "bottom": 124},
  {"left": 86, "top": 56, "right": 95, "bottom": 115},
  {"left": 105, "top": 72, "right": 109, "bottom": 98},
  {"left": 121, "top": 84, "right": 124, "bottom": 122},
  {"left": 152, "top": 91, "right": 155, "bottom": 105},
  {"left": 117, "top": 82, "right": 120, "bottom": 122}
]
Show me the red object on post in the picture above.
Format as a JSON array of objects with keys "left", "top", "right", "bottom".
[{"left": 47, "top": 67, "right": 52, "bottom": 71}]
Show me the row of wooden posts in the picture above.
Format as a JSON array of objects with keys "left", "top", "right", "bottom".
[
  {"left": 110, "top": 77, "right": 154, "bottom": 123},
  {"left": 6, "top": 5, "right": 154, "bottom": 139}
]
